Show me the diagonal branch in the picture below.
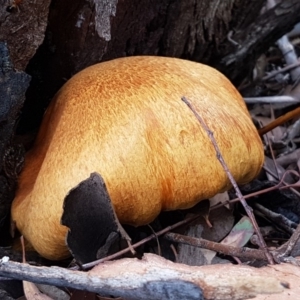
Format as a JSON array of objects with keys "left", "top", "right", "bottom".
[{"left": 181, "top": 96, "right": 274, "bottom": 264}]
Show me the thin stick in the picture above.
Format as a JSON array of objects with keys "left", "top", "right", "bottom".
[
  {"left": 254, "top": 203, "right": 296, "bottom": 234},
  {"left": 211, "top": 169, "right": 300, "bottom": 210},
  {"left": 169, "top": 244, "right": 179, "bottom": 263},
  {"left": 244, "top": 96, "right": 298, "bottom": 104},
  {"left": 164, "top": 232, "right": 267, "bottom": 261},
  {"left": 80, "top": 214, "right": 200, "bottom": 270},
  {"left": 258, "top": 106, "right": 300, "bottom": 136},
  {"left": 262, "top": 60, "right": 300, "bottom": 81},
  {"left": 263, "top": 167, "right": 300, "bottom": 198},
  {"left": 277, "top": 224, "right": 300, "bottom": 259},
  {"left": 20, "top": 236, "right": 26, "bottom": 263},
  {"left": 147, "top": 224, "right": 161, "bottom": 256},
  {"left": 181, "top": 96, "right": 274, "bottom": 265},
  {"left": 265, "top": 127, "right": 280, "bottom": 179}
]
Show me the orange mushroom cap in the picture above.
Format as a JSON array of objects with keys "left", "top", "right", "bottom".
[{"left": 11, "top": 56, "right": 264, "bottom": 260}]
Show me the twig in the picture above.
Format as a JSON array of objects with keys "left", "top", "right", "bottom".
[
  {"left": 21, "top": 236, "right": 26, "bottom": 263},
  {"left": 80, "top": 214, "right": 201, "bottom": 270},
  {"left": 277, "top": 35, "right": 300, "bottom": 82},
  {"left": 263, "top": 168, "right": 300, "bottom": 198},
  {"left": 263, "top": 126, "right": 281, "bottom": 184},
  {"left": 258, "top": 106, "right": 300, "bottom": 136},
  {"left": 211, "top": 170, "right": 300, "bottom": 210},
  {"left": 169, "top": 244, "right": 179, "bottom": 263},
  {"left": 276, "top": 149, "right": 300, "bottom": 167},
  {"left": 262, "top": 60, "right": 300, "bottom": 81},
  {"left": 277, "top": 224, "right": 300, "bottom": 259},
  {"left": 254, "top": 203, "right": 296, "bottom": 234},
  {"left": 147, "top": 224, "right": 161, "bottom": 256},
  {"left": 164, "top": 232, "right": 267, "bottom": 261},
  {"left": 181, "top": 96, "right": 274, "bottom": 264},
  {"left": 244, "top": 96, "right": 298, "bottom": 103},
  {"left": 227, "top": 30, "right": 240, "bottom": 46}
]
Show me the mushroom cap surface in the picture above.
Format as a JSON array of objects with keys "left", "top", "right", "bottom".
[{"left": 12, "top": 56, "right": 264, "bottom": 260}]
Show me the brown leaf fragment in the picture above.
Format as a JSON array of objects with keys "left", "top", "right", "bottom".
[
  {"left": 209, "top": 191, "right": 229, "bottom": 207},
  {"left": 178, "top": 223, "right": 214, "bottom": 266},
  {"left": 221, "top": 216, "right": 255, "bottom": 247},
  {"left": 35, "top": 284, "right": 69, "bottom": 300},
  {"left": 20, "top": 237, "right": 54, "bottom": 300},
  {"left": 23, "top": 281, "right": 53, "bottom": 300},
  {"left": 200, "top": 206, "right": 235, "bottom": 242},
  {"left": 178, "top": 206, "right": 234, "bottom": 266}
]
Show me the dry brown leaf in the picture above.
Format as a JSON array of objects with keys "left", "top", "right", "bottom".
[
  {"left": 209, "top": 191, "right": 230, "bottom": 207},
  {"left": 23, "top": 281, "right": 53, "bottom": 300},
  {"left": 21, "top": 236, "right": 54, "bottom": 300}
]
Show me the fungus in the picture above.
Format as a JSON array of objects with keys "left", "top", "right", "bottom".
[{"left": 11, "top": 56, "right": 264, "bottom": 260}]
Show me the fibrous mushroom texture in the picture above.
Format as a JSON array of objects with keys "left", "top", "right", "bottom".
[{"left": 12, "top": 56, "right": 264, "bottom": 260}]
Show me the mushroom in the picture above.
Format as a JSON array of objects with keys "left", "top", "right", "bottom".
[{"left": 11, "top": 56, "right": 264, "bottom": 260}]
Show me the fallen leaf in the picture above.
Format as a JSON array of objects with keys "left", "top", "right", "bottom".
[
  {"left": 221, "top": 216, "right": 255, "bottom": 247},
  {"left": 23, "top": 281, "right": 53, "bottom": 300},
  {"left": 178, "top": 206, "right": 234, "bottom": 266},
  {"left": 21, "top": 237, "right": 54, "bottom": 300},
  {"left": 209, "top": 192, "right": 229, "bottom": 207}
]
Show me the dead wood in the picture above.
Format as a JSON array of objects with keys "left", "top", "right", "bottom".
[
  {"left": 218, "top": 0, "right": 300, "bottom": 83},
  {"left": 0, "top": 42, "right": 30, "bottom": 234},
  {"left": 0, "top": 0, "right": 51, "bottom": 70},
  {"left": 0, "top": 254, "right": 286, "bottom": 300},
  {"left": 164, "top": 232, "right": 267, "bottom": 261}
]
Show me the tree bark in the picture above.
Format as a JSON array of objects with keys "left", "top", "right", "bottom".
[
  {"left": 0, "top": 0, "right": 51, "bottom": 70},
  {"left": 0, "top": 42, "right": 30, "bottom": 235}
]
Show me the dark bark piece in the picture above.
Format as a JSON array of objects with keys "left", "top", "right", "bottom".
[
  {"left": 0, "top": 42, "right": 29, "bottom": 172},
  {"left": 3, "top": 0, "right": 300, "bottom": 133},
  {"left": 0, "top": 280, "right": 23, "bottom": 300},
  {"left": 128, "top": 280, "right": 203, "bottom": 300},
  {"left": 0, "top": 0, "right": 51, "bottom": 70},
  {"left": 0, "top": 289, "right": 16, "bottom": 300},
  {"left": 61, "top": 172, "right": 131, "bottom": 265},
  {"left": 20, "top": 0, "right": 266, "bottom": 131},
  {"left": 231, "top": 0, "right": 266, "bottom": 30},
  {"left": 20, "top": 0, "right": 171, "bottom": 130},
  {"left": 218, "top": 0, "right": 300, "bottom": 84},
  {"left": 0, "top": 42, "right": 30, "bottom": 236}
]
